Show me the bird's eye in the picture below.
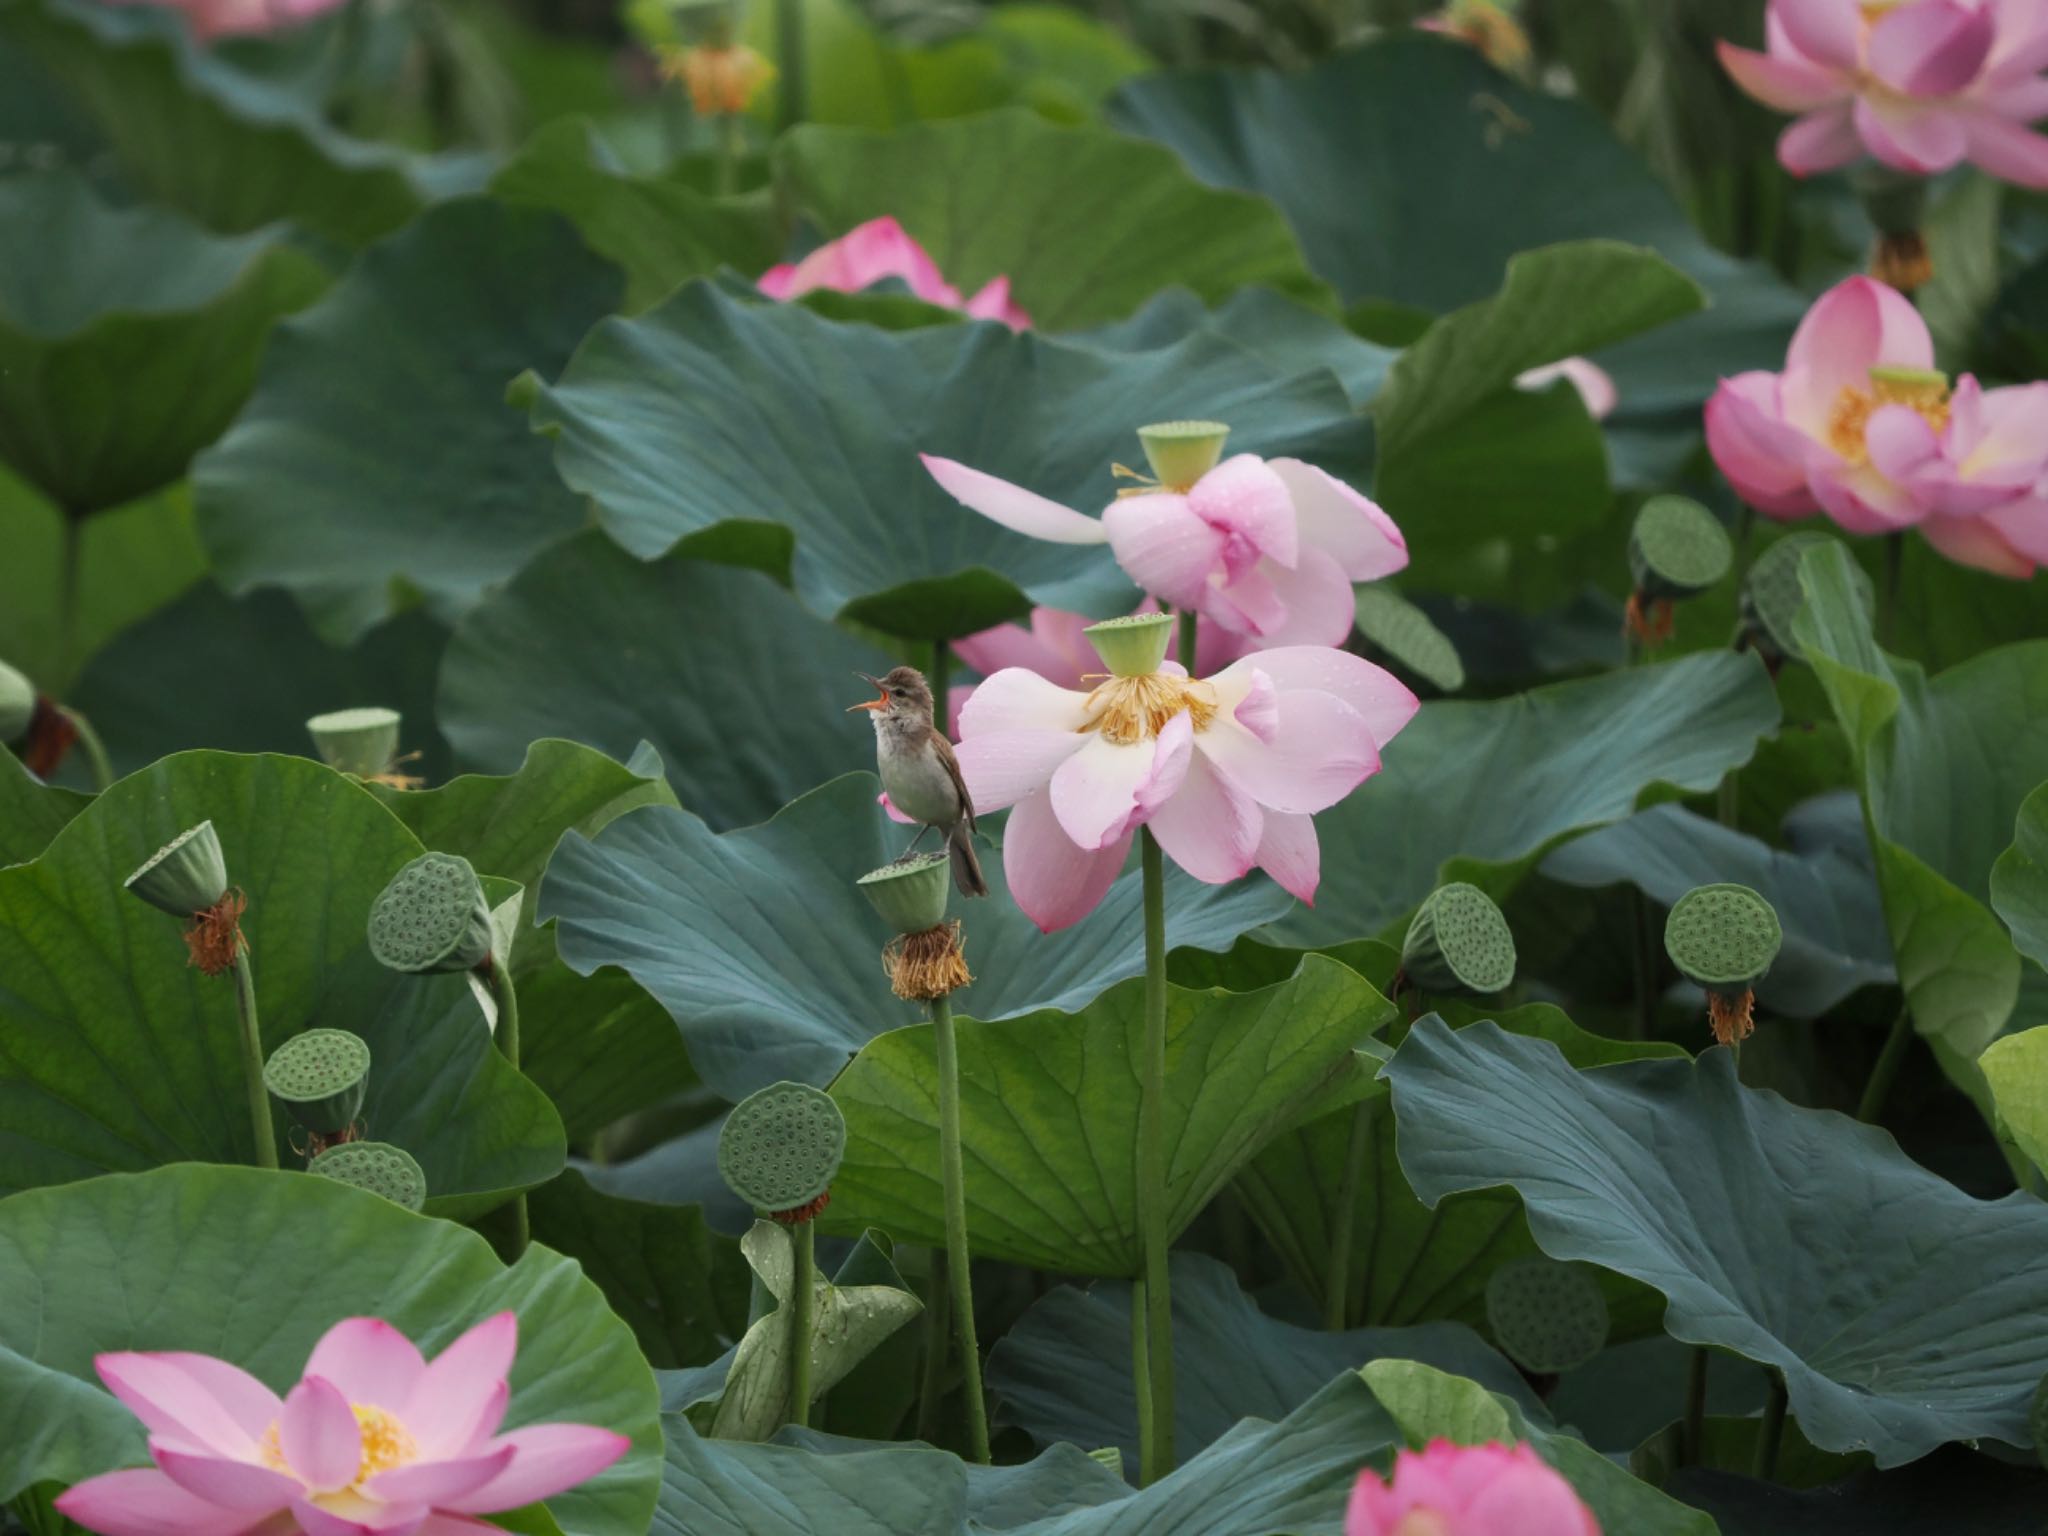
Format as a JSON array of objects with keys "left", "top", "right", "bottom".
[{"left": 890, "top": 689, "right": 905, "bottom": 699}]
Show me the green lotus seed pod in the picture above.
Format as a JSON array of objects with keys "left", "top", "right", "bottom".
[
  {"left": 1402, "top": 882, "right": 1517, "bottom": 995},
  {"left": 1137, "top": 419, "right": 1229, "bottom": 489},
  {"left": 1663, "top": 883, "right": 1782, "bottom": 990},
  {"left": 858, "top": 853, "right": 951, "bottom": 936},
  {"left": 1741, "top": 533, "right": 1874, "bottom": 664},
  {"left": 263, "top": 1028, "right": 371, "bottom": 1135},
  {"left": 1484, "top": 1256, "right": 1610, "bottom": 1374},
  {"left": 366, "top": 851, "right": 493, "bottom": 974},
  {"left": 718, "top": 1080, "right": 846, "bottom": 1217},
  {"left": 0, "top": 657, "right": 33, "bottom": 742},
  {"left": 2031, "top": 1373, "right": 2048, "bottom": 1470},
  {"left": 1085, "top": 612, "right": 1174, "bottom": 679},
  {"left": 310, "top": 1141, "right": 426, "bottom": 1212},
  {"left": 124, "top": 822, "right": 229, "bottom": 919},
  {"left": 1087, "top": 1446, "right": 1124, "bottom": 1479},
  {"left": 306, "top": 707, "right": 401, "bottom": 777},
  {"left": 1628, "top": 496, "right": 1733, "bottom": 603}
]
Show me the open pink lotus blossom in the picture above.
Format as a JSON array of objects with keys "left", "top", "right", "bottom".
[
  {"left": 1704, "top": 274, "right": 2048, "bottom": 575},
  {"left": 103, "top": 0, "right": 345, "bottom": 40},
  {"left": 1348, "top": 1440, "right": 1600, "bottom": 1536},
  {"left": 956, "top": 647, "right": 1416, "bottom": 932},
  {"left": 55, "top": 1313, "right": 629, "bottom": 1536},
  {"left": 923, "top": 454, "right": 1407, "bottom": 653},
  {"left": 1717, "top": 0, "right": 2048, "bottom": 186},
  {"left": 757, "top": 216, "right": 1030, "bottom": 329},
  {"left": 1516, "top": 357, "right": 1618, "bottom": 419}
]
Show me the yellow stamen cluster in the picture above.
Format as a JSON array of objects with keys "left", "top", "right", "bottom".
[
  {"left": 1444, "top": 1, "right": 1531, "bottom": 70},
  {"left": 659, "top": 44, "right": 775, "bottom": 117},
  {"left": 257, "top": 1404, "right": 419, "bottom": 1488},
  {"left": 1080, "top": 673, "right": 1217, "bottom": 745},
  {"left": 1825, "top": 370, "right": 1950, "bottom": 465}
]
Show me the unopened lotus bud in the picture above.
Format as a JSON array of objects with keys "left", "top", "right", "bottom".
[
  {"left": 1484, "top": 1256, "right": 1610, "bottom": 1374},
  {"left": 859, "top": 853, "right": 951, "bottom": 936},
  {"left": 1085, "top": 612, "right": 1174, "bottom": 680},
  {"left": 1664, "top": 883, "right": 1782, "bottom": 1047},
  {"left": 306, "top": 707, "right": 401, "bottom": 778},
  {"left": 1629, "top": 496, "right": 1732, "bottom": 604},
  {"left": 124, "top": 822, "right": 229, "bottom": 919},
  {"left": 1136, "top": 420, "right": 1229, "bottom": 491},
  {"left": 0, "top": 657, "right": 33, "bottom": 742},
  {"left": 264, "top": 1028, "right": 370, "bottom": 1137},
  {"left": 1740, "top": 533, "right": 1874, "bottom": 665},
  {"left": 310, "top": 1140, "right": 426, "bottom": 1212},
  {"left": 367, "top": 851, "right": 493, "bottom": 974},
  {"left": 718, "top": 1080, "right": 845, "bottom": 1224},
  {"left": 1401, "top": 882, "right": 1516, "bottom": 996}
]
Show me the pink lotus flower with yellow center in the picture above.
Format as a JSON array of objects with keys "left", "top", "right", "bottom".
[
  {"left": 1704, "top": 274, "right": 2048, "bottom": 574},
  {"left": 1347, "top": 1440, "right": 1601, "bottom": 1536},
  {"left": 103, "top": 0, "right": 345, "bottom": 40},
  {"left": 757, "top": 216, "right": 1029, "bottom": 329},
  {"left": 1717, "top": 0, "right": 2048, "bottom": 185},
  {"left": 54, "top": 1313, "right": 629, "bottom": 1536},
  {"left": 924, "top": 421, "right": 1408, "bottom": 655},
  {"left": 956, "top": 614, "right": 1416, "bottom": 932}
]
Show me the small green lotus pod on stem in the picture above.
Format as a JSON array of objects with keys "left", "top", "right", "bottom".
[
  {"left": 720, "top": 1081, "right": 846, "bottom": 1434},
  {"left": 1484, "top": 1256, "right": 1611, "bottom": 1375},
  {"left": 367, "top": 851, "right": 494, "bottom": 976},
  {"left": 1740, "top": 533, "right": 1875, "bottom": 669},
  {"left": 264, "top": 1028, "right": 371, "bottom": 1152},
  {"left": 1624, "top": 496, "right": 1732, "bottom": 652},
  {"left": 125, "top": 822, "right": 275, "bottom": 1170},
  {"left": 1401, "top": 882, "right": 1517, "bottom": 997},
  {"left": 306, "top": 707, "right": 402, "bottom": 780},
  {"left": 1664, "top": 883, "right": 1782, "bottom": 1048},
  {"left": 0, "top": 657, "right": 33, "bottom": 744},
  {"left": 1135, "top": 419, "right": 1229, "bottom": 492},
  {"left": 1084, "top": 612, "right": 1175, "bottom": 681},
  {"left": 310, "top": 1140, "right": 427, "bottom": 1212}
]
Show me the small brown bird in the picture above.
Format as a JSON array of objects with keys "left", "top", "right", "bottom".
[{"left": 849, "top": 666, "right": 988, "bottom": 898}]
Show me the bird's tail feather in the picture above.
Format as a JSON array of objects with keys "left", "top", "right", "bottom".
[{"left": 949, "top": 823, "right": 989, "bottom": 898}]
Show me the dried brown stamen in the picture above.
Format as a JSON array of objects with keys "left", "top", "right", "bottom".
[
  {"left": 882, "top": 921, "right": 973, "bottom": 1001},
  {"left": 1624, "top": 592, "right": 1675, "bottom": 648},
  {"left": 1871, "top": 232, "right": 1932, "bottom": 293},
  {"left": 21, "top": 695, "right": 77, "bottom": 778},
  {"left": 770, "top": 1191, "right": 832, "bottom": 1225},
  {"left": 1707, "top": 987, "right": 1756, "bottom": 1048},
  {"left": 183, "top": 889, "right": 249, "bottom": 977}
]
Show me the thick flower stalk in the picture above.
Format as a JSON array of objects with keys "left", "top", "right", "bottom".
[
  {"left": 1347, "top": 1440, "right": 1600, "bottom": 1536},
  {"left": 923, "top": 422, "right": 1408, "bottom": 655},
  {"left": 54, "top": 1313, "right": 629, "bottom": 1536},
  {"left": 758, "top": 217, "right": 1030, "bottom": 329},
  {"left": 1705, "top": 275, "right": 2048, "bottom": 575},
  {"left": 1718, "top": 0, "right": 2048, "bottom": 187}
]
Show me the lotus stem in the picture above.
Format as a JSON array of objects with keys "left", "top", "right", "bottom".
[
  {"left": 1681, "top": 1345, "right": 1708, "bottom": 1465},
  {"left": 483, "top": 959, "right": 529, "bottom": 1253},
  {"left": 1176, "top": 606, "right": 1197, "bottom": 676},
  {"left": 1323, "top": 1100, "right": 1371, "bottom": 1330},
  {"left": 775, "top": 0, "right": 805, "bottom": 128},
  {"left": 1879, "top": 531, "right": 1904, "bottom": 647},
  {"left": 1753, "top": 1370, "right": 1788, "bottom": 1480},
  {"left": 914, "top": 1248, "right": 950, "bottom": 1443},
  {"left": 789, "top": 1217, "right": 815, "bottom": 1429},
  {"left": 1857, "top": 1001, "right": 1913, "bottom": 1124},
  {"left": 931, "top": 639, "right": 951, "bottom": 741},
  {"left": 58, "top": 514, "right": 82, "bottom": 686},
  {"left": 716, "top": 111, "right": 739, "bottom": 197},
  {"left": 63, "top": 706, "right": 112, "bottom": 791},
  {"left": 930, "top": 992, "right": 990, "bottom": 1461},
  {"left": 230, "top": 952, "right": 278, "bottom": 1170},
  {"left": 1135, "top": 828, "right": 1175, "bottom": 1483}
]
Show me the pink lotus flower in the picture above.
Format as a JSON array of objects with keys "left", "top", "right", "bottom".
[
  {"left": 757, "top": 216, "right": 1030, "bottom": 329},
  {"left": 1704, "top": 274, "right": 2048, "bottom": 575},
  {"left": 956, "top": 639, "right": 1417, "bottom": 932},
  {"left": 1516, "top": 357, "right": 1618, "bottom": 420},
  {"left": 1717, "top": 0, "right": 2048, "bottom": 186},
  {"left": 922, "top": 450, "right": 1407, "bottom": 653},
  {"left": 1348, "top": 1440, "right": 1600, "bottom": 1536},
  {"left": 55, "top": 1313, "right": 630, "bottom": 1536},
  {"left": 103, "top": 0, "right": 345, "bottom": 40}
]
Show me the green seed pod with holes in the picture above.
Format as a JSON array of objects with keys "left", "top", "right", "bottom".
[
  {"left": 858, "top": 853, "right": 950, "bottom": 936},
  {"left": 263, "top": 1028, "right": 371, "bottom": 1135},
  {"left": 1740, "top": 533, "right": 1875, "bottom": 664},
  {"left": 718, "top": 1080, "right": 846, "bottom": 1216},
  {"left": 1085, "top": 612, "right": 1174, "bottom": 679},
  {"left": 1664, "top": 883, "right": 1782, "bottom": 991},
  {"left": 1484, "top": 1256, "right": 1611, "bottom": 1374},
  {"left": 124, "top": 822, "right": 229, "bottom": 919},
  {"left": 366, "top": 851, "right": 493, "bottom": 974},
  {"left": 306, "top": 707, "right": 401, "bottom": 777},
  {"left": 1402, "top": 882, "right": 1516, "bottom": 996},
  {"left": 311, "top": 1141, "right": 426, "bottom": 1211},
  {"left": 1628, "top": 496, "right": 1733, "bottom": 603},
  {"left": 1137, "top": 419, "right": 1229, "bottom": 489},
  {"left": 0, "top": 657, "right": 33, "bottom": 743}
]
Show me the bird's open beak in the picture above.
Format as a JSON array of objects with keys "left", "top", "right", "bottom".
[{"left": 848, "top": 672, "right": 887, "bottom": 713}]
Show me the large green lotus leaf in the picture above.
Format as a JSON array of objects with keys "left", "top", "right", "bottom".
[
  {"left": 1795, "top": 543, "right": 2048, "bottom": 1059},
  {"left": 521, "top": 278, "right": 1370, "bottom": 639},
  {"left": 1272, "top": 650, "right": 1782, "bottom": 945},
  {"left": 0, "top": 747, "right": 88, "bottom": 866},
  {"left": 772, "top": 109, "right": 1328, "bottom": 331},
  {"left": 526, "top": 1170, "right": 750, "bottom": 1372},
  {"left": 1979, "top": 1025, "right": 2048, "bottom": 1176},
  {"left": 437, "top": 533, "right": 897, "bottom": 827},
  {"left": 1992, "top": 782, "right": 2048, "bottom": 968},
  {"left": 539, "top": 769, "right": 1294, "bottom": 1101},
  {"left": 1387, "top": 1018, "right": 2048, "bottom": 1466},
  {"left": 0, "top": 172, "right": 327, "bottom": 515},
  {"left": 1079, "top": 286, "right": 1397, "bottom": 405},
  {"left": 985, "top": 1252, "right": 1535, "bottom": 1468},
  {"left": 1542, "top": 802, "right": 1893, "bottom": 1017},
  {"left": 0, "top": 1165, "right": 661, "bottom": 1534},
  {"left": 1669, "top": 1444, "right": 2048, "bottom": 1535},
  {"left": 822, "top": 954, "right": 1388, "bottom": 1275},
  {"left": 1107, "top": 36, "right": 1805, "bottom": 465},
  {"left": 194, "top": 198, "right": 622, "bottom": 644},
  {"left": 1236, "top": 999, "right": 1681, "bottom": 1332},
  {"left": 0, "top": 0, "right": 487, "bottom": 244},
  {"left": 492, "top": 119, "right": 783, "bottom": 314},
  {"left": 0, "top": 751, "right": 563, "bottom": 1212},
  {"left": 68, "top": 582, "right": 454, "bottom": 783},
  {"left": 519, "top": 963, "right": 701, "bottom": 1146}
]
